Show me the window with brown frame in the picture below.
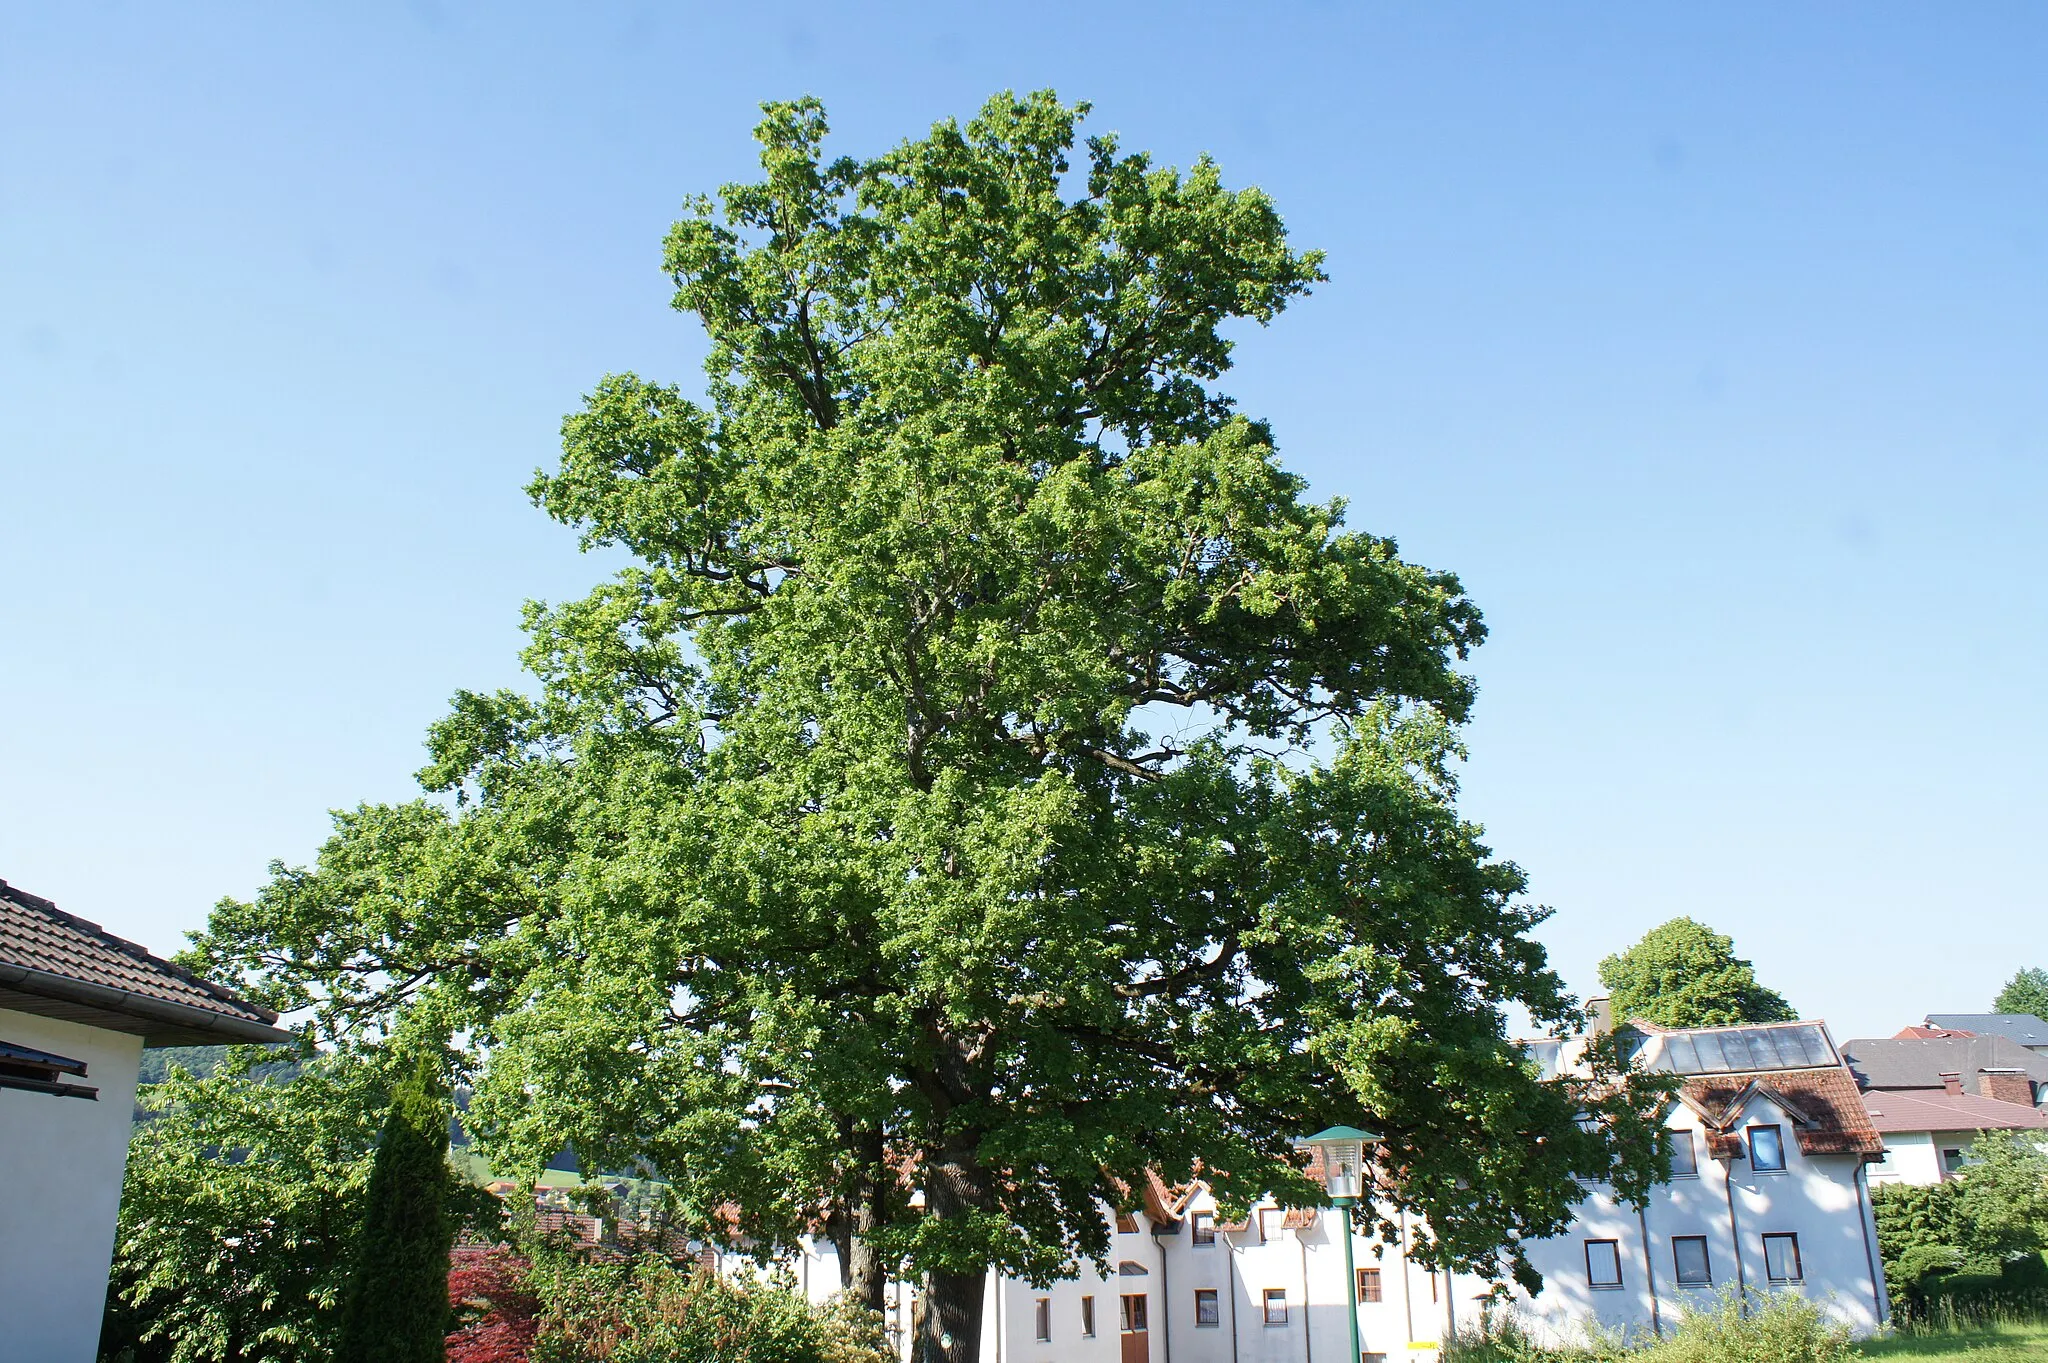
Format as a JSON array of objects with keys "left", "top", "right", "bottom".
[
  {"left": 1263, "top": 1288, "right": 1289, "bottom": 1325},
  {"left": 1673, "top": 1235, "right": 1713, "bottom": 1286},
  {"left": 1747, "top": 1124, "right": 1787, "bottom": 1172},
  {"left": 1191, "top": 1211, "right": 1215, "bottom": 1246},
  {"left": 1194, "top": 1289, "right": 1220, "bottom": 1327},
  {"left": 1584, "top": 1239, "right": 1623, "bottom": 1290},
  {"left": 1357, "top": 1267, "right": 1383, "bottom": 1302},
  {"left": 1763, "top": 1233, "right": 1803, "bottom": 1283}
]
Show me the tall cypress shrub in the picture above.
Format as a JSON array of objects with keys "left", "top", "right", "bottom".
[{"left": 336, "top": 1051, "right": 456, "bottom": 1363}]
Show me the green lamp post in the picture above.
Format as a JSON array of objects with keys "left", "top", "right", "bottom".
[{"left": 1305, "top": 1124, "right": 1382, "bottom": 1363}]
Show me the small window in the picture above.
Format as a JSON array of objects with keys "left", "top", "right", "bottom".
[
  {"left": 1264, "top": 1288, "right": 1289, "bottom": 1325},
  {"left": 1116, "top": 1212, "right": 1139, "bottom": 1234},
  {"left": 1747, "top": 1125, "right": 1786, "bottom": 1172},
  {"left": 1941, "top": 1147, "right": 1966, "bottom": 1177},
  {"left": 1081, "top": 1295, "right": 1096, "bottom": 1337},
  {"left": 1117, "top": 1260, "right": 1149, "bottom": 1277},
  {"left": 1668, "top": 1130, "right": 1698, "bottom": 1179},
  {"left": 1033, "top": 1298, "right": 1050, "bottom": 1342},
  {"left": 1673, "top": 1235, "right": 1712, "bottom": 1286},
  {"left": 1195, "top": 1288, "right": 1220, "bottom": 1327},
  {"left": 1258, "top": 1207, "right": 1284, "bottom": 1241},
  {"left": 1357, "top": 1267, "right": 1383, "bottom": 1302},
  {"left": 1584, "top": 1239, "right": 1623, "bottom": 1290},
  {"left": 1363, "top": 1355, "right": 1388, "bottom": 1363},
  {"left": 1120, "top": 1293, "right": 1148, "bottom": 1333},
  {"left": 1763, "top": 1233, "right": 1803, "bottom": 1283},
  {"left": 1191, "top": 1211, "right": 1215, "bottom": 1246}
]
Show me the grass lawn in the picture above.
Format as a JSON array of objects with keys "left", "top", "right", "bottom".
[{"left": 1852, "top": 1321, "right": 2048, "bottom": 1361}]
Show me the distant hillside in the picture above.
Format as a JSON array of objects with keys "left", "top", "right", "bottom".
[{"left": 138, "top": 1045, "right": 232, "bottom": 1083}]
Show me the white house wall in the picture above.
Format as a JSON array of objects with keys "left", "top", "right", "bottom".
[
  {"left": 0, "top": 1007, "right": 144, "bottom": 1363},
  {"left": 1496, "top": 1098, "right": 1886, "bottom": 1345},
  {"left": 748, "top": 1099, "right": 1886, "bottom": 1359},
  {"left": 1867, "top": 1131, "right": 1941, "bottom": 1186}
]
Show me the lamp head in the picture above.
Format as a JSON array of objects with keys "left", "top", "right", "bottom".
[{"left": 1303, "top": 1124, "right": 1381, "bottom": 1201}]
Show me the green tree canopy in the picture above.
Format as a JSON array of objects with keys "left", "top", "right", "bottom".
[
  {"left": 104, "top": 1052, "right": 388, "bottom": 1363},
  {"left": 191, "top": 91, "right": 1668, "bottom": 1363},
  {"left": 1597, "top": 917, "right": 1797, "bottom": 1029},
  {"left": 1994, "top": 967, "right": 2048, "bottom": 1019}
]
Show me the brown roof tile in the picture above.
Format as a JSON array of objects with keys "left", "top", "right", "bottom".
[
  {"left": 1679, "top": 1068, "right": 1884, "bottom": 1160},
  {"left": 0, "top": 878, "right": 287, "bottom": 1045}
]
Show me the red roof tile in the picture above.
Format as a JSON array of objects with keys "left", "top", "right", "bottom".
[{"left": 1859, "top": 1088, "right": 2048, "bottom": 1135}]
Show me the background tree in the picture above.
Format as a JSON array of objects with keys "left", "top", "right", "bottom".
[
  {"left": 335, "top": 1051, "right": 460, "bottom": 1363},
  {"left": 192, "top": 91, "right": 1670, "bottom": 1363},
  {"left": 1598, "top": 917, "right": 1796, "bottom": 1029},
  {"left": 1995, "top": 966, "right": 2048, "bottom": 1019}
]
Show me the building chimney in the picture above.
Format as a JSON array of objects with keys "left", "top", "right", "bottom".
[
  {"left": 1978, "top": 1070, "right": 2035, "bottom": 1106},
  {"left": 1938, "top": 1071, "right": 1964, "bottom": 1096},
  {"left": 1587, "top": 996, "right": 1615, "bottom": 1036}
]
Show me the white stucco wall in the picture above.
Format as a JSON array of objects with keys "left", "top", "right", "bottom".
[
  {"left": 752, "top": 1094, "right": 1889, "bottom": 1359},
  {"left": 0, "top": 1007, "right": 144, "bottom": 1363},
  {"left": 1498, "top": 1099, "right": 1887, "bottom": 1344},
  {"left": 1867, "top": 1130, "right": 1943, "bottom": 1186}
]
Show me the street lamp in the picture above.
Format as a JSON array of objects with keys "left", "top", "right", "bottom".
[{"left": 1304, "top": 1125, "right": 1382, "bottom": 1363}]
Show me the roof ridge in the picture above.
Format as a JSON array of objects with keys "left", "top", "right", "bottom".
[{"left": 0, "top": 877, "right": 277, "bottom": 1024}]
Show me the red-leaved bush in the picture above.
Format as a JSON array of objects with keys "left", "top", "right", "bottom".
[{"left": 446, "top": 1246, "right": 540, "bottom": 1363}]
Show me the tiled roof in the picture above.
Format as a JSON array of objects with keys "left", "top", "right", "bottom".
[
  {"left": 1925, "top": 1014, "right": 2048, "bottom": 1050},
  {"left": 1679, "top": 1067, "right": 1885, "bottom": 1160},
  {"left": 0, "top": 877, "right": 289, "bottom": 1045},
  {"left": 1841, "top": 1035, "right": 2048, "bottom": 1089},
  {"left": 1893, "top": 1026, "right": 1974, "bottom": 1040},
  {"left": 1859, "top": 1088, "right": 2048, "bottom": 1135}
]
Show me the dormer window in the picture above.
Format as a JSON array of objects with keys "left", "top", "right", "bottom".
[{"left": 1747, "top": 1124, "right": 1786, "bottom": 1172}]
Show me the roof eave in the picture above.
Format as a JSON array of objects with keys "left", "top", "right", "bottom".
[{"left": 0, "top": 963, "right": 294, "bottom": 1046}]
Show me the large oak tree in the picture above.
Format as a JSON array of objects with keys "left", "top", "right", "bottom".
[{"left": 194, "top": 93, "right": 1667, "bottom": 1363}]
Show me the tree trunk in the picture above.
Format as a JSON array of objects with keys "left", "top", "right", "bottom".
[
  {"left": 847, "top": 1224, "right": 887, "bottom": 1313},
  {"left": 828, "top": 1123, "right": 891, "bottom": 1314},
  {"left": 915, "top": 1141, "right": 992, "bottom": 1363},
  {"left": 917, "top": 1266, "right": 987, "bottom": 1363}
]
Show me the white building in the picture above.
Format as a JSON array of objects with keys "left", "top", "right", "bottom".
[
  {"left": 1858, "top": 1085, "right": 2048, "bottom": 1186},
  {"left": 0, "top": 877, "right": 291, "bottom": 1363},
  {"left": 718, "top": 1016, "right": 1891, "bottom": 1358}
]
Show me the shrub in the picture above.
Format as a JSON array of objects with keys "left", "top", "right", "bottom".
[
  {"left": 1639, "top": 1290, "right": 1849, "bottom": 1363},
  {"left": 1873, "top": 1132, "right": 2048, "bottom": 1322},
  {"left": 528, "top": 1256, "right": 888, "bottom": 1363},
  {"left": 446, "top": 1247, "right": 541, "bottom": 1363}
]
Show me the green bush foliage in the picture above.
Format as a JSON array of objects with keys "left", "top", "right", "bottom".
[
  {"left": 529, "top": 1256, "right": 889, "bottom": 1363},
  {"left": 1647, "top": 1290, "right": 1850, "bottom": 1363},
  {"left": 1445, "top": 1291, "right": 1848, "bottom": 1363},
  {"left": 100, "top": 1052, "right": 385, "bottom": 1363},
  {"left": 335, "top": 1052, "right": 461, "bottom": 1363},
  {"left": 1872, "top": 1131, "right": 2048, "bottom": 1322}
]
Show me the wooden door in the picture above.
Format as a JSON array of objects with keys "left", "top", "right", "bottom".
[{"left": 1118, "top": 1292, "right": 1149, "bottom": 1363}]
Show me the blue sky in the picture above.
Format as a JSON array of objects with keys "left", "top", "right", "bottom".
[{"left": 2, "top": 3, "right": 2041, "bottom": 1041}]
